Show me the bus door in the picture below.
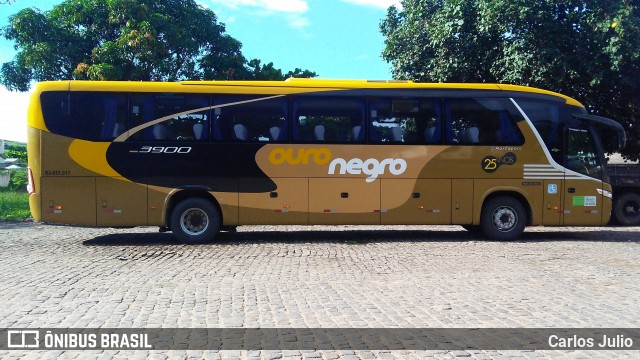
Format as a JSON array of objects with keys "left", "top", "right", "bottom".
[{"left": 562, "top": 127, "right": 604, "bottom": 225}]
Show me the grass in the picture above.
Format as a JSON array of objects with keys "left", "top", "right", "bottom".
[{"left": 0, "top": 191, "right": 31, "bottom": 221}]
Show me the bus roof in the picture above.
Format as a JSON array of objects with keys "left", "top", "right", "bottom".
[{"left": 35, "top": 79, "right": 583, "bottom": 107}]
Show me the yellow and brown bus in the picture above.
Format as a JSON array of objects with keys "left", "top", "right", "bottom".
[{"left": 26, "top": 79, "right": 626, "bottom": 242}]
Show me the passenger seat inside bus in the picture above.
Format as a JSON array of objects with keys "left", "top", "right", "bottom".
[
  {"left": 314, "top": 125, "right": 325, "bottom": 141},
  {"left": 424, "top": 127, "right": 436, "bottom": 143},
  {"left": 391, "top": 127, "right": 402, "bottom": 142},
  {"left": 352, "top": 125, "right": 363, "bottom": 142},
  {"left": 112, "top": 123, "right": 124, "bottom": 138},
  {"left": 461, "top": 127, "right": 480, "bottom": 144},
  {"left": 153, "top": 124, "right": 168, "bottom": 140},
  {"left": 269, "top": 126, "right": 281, "bottom": 141},
  {"left": 193, "top": 123, "right": 204, "bottom": 140},
  {"left": 234, "top": 123, "right": 248, "bottom": 141}
]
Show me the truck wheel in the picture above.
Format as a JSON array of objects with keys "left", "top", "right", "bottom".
[
  {"left": 170, "top": 198, "right": 220, "bottom": 244},
  {"left": 613, "top": 192, "right": 640, "bottom": 226},
  {"left": 480, "top": 196, "right": 526, "bottom": 241}
]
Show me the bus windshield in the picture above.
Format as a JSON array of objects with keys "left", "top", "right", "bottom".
[{"left": 515, "top": 98, "right": 626, "bottom": 179}]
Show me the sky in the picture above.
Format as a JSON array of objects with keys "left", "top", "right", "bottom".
[{"left": 0, "top": 0, "right": 401, "bottom": 143}]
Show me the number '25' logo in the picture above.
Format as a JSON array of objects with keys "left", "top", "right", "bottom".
[{"left": 482, "top": 152, "right": 517, "bottom": 173}]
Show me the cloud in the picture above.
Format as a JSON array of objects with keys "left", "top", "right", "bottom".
[
  {"left": 206, "top": 0, "right": 307, "bottom": 13},
  {"left": 261, "top": 0, "right": 308, "bottom": 13},
  {"left": 289, "top": 16, "right": 310, "bottom": 29},
  {"left": 340, "top": 0, "right": 402, "bottom": 9},
  {"left": 205, "top": 0, "right": 310, "bottom": 28},
  {"left": 0, "top": 86, "right": 31, "bottom": 142}
]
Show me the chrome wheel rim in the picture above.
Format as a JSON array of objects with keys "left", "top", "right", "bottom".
[
  {"left": 180, "top": 208, "right": 209, "bottom": 236},
  {"left": 492, "top": 206, "right": 517, "bottom": 232}
]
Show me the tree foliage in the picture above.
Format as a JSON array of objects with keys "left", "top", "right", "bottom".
[
  {"left": 381, "top": 0, "right": 640, "bottom": 160},
  {"left": 2, "top": 149, "right": 27, "bottom": 163},
  {"left": 0, "top": 0, "right": 316, "bottom": 92}
]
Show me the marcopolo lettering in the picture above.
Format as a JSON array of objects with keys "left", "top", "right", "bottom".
[{"left": 329, "top": 157, "right": 407, "bottom": 182}]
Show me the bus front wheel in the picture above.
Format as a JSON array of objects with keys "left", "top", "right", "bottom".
[
  {"left": 170, "top": 198, "right": 221, "bottom": 244},
  {"left": 480, "top": 196, "right": 526, "bottom": 241}
]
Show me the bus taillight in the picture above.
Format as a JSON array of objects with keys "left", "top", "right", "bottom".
[{"left": 27, "top": 167, "right": 35, "bottom": 195}]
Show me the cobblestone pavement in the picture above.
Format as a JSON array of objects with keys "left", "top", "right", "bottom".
[{"left": 0, "top": 221, "right": 638, "bottom": 359}]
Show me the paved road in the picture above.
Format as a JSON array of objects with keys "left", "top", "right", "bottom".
[{"left": 0, "top": 222, "right": 638, "bottom": 359}]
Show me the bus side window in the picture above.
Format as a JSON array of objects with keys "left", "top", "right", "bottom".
[
  {"left": 446, "top": 98, "right": 523, "bottom": 145},
  {"left": 96, "top": 95, "right": 128, "bottom": 140},
  {"left": 447, "top": 98, "right": 480, "bottom": 144},
  {"left": 369, "top": 98, "right": 440, "bottom": 144},
  {"left": 515, "top": 98, "right": 575, "bottom": 165},
  {"left": 292, "top": 97, "right": 365, "bottom": 143},
  {"left": 129, "top": 94, "right": 210, "bottom": 142},
  {"left": 214, "top": 96, "right": 288, "bottom": 143},
  {"left": 419, "top": 99, "right": 442, "bottom": 144},
  {"left": 566, "top": 127, "right": 603, "bottom": 179},
  {"left": 41, "top": 92, "right": 128, "bottom": 141}
]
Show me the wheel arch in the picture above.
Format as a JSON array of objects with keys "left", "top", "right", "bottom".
[
  {"left": 165, "top": 188, "right": 222, "bottom": 228},
  {"left": 477, "top": 190, "right": 533, "bottom": 226}
]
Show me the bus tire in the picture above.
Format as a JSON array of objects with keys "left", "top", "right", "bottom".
[
  {"left": 613, "top": 192, "right": 640, "bottom": 226},
  {"left": 480, "top": 196, "right": 526, "bottom": 241},
  {"left": 170, "top": 198, "right": 220, "bottom": 244}
]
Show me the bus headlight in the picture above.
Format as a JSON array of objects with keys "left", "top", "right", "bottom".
[{"left": 597, "top": 188, "right": 612, "bottom": 199}]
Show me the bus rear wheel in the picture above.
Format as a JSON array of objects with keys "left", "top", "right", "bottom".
[
  {"left": 170, "top": 198, "right": 220, "bottom": 244},
  {"left": 480, "top": 196, "right": 526, "bottom": 241}
]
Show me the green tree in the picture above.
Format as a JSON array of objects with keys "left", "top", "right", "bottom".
[
  {"left": 381, "top": 0, "right": 640, "bottom": 160},
  {"left": 5, "top": 169, "right": 27, "bottom": 192},
  {"left": 2, "top": 149, "right": 27, "bottom": 164},
  {"left": 0, "top": 0, "right": 315, "bottom": 91},
  {"left": 244, "top": 59, "right": 319, "bottom": 81}
]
